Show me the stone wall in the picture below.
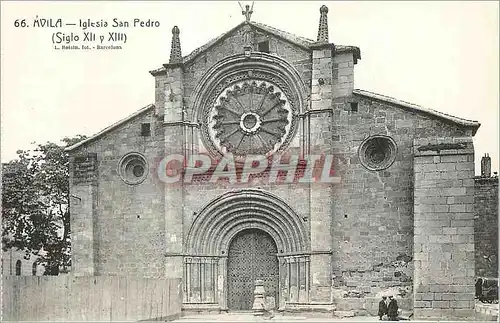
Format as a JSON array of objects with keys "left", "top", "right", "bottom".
[
  {"left": 70, "top": 108, "right": 166, "bottom": 278},
  {"left": 413, "top": 137, "right": 475, "bottom": 319},
  {"left": 330, "top": 94, "right": 472, "bottom": 303},
  {"left": 69, "top": 152, "right": 98, "bottom": 275},
  {"left": 474, "top": 176, "right": 499, "bottom": 278},
  {"left": 2, "top": 276, "right": 182, "bottom": 321},
  {"left": 1, "top": 248, "right": 45, "bottom": 276},
  {"left": 332, "top": 52, "right": 354, "bottom": 98}
]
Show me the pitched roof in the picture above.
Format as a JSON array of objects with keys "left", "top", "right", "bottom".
[
  {"left": 250, "top": 21, "right": 315, "bottom": 49},
  {"left": 150, "top": 21, "right": 361, "bottom": 75},
  {"left": 66, "top": 89, "right": 480, "bottom": 153},
  {"left": 64, "top": 104, "right": 155, "bottom": 152},
  {"left": 353, "top": 89, "right": 480, "bottom": 133}
]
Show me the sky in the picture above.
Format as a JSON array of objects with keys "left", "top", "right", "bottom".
[{"left": 1, "top": 1, "right": 498, "bottom": 175}]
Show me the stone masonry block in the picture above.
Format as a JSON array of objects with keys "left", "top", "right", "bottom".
[
  {"left": 312, "top": 49, "right": 331, "bottom": 59},
  {"left": 432, "top": 300, "right": 450, "bottom": 308},
  {"left": 421, "top": 293, "right": 435, "bottom": 301},
  {"left": 441, "top": 155, "right": 468, "bottom": 163},
  {"left": 449, "top": 301, "right": 472, "bottom": 309},
  {"left": 415, "top": 301, "right": 431, "bottom": 308}
]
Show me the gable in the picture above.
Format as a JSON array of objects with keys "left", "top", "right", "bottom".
[
  {"left": 65, "top": 104, "right": 156, "bottom": 152},
  {"left": 353, "top": 89, "right": 480, "bottom": 135},
  {"left": 150, "top": 21, "right": 361, "bottom": 76},
  {"left": 182, "top": 21, "right": 314, "bottom": 67}
]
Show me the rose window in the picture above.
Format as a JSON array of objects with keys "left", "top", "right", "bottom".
[
  {"left": 358, "top": 135, "right": 397, "bottom": 171},
  {"left": 208, "top": 80, "right": 293, "bottom": 158},
  {"left": 118, "top": 153, "right": 149, "bottom": 185}
]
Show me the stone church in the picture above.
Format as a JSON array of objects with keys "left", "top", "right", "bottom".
[{"left": 65, "top": 5, "right": 497, "bottom": 319}]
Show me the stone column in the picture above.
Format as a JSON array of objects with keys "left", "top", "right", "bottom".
[
  {"left": 69, "top": 153, "right": 98, "bottom": 276},
  {"left": 163, "top": 63, "right": 185, "bottom": 279},
  {"left": 160, "top": 26, "right": 187, "bottom": 279},
  {"left": 219, "top": 257, "right": 228, "bottom": 310},
  {"left": 308, "top": 42, "right": 335, "bottom": 307},
  {"left": 309, "top": 182, "right": 333, "bottom": 304},
  {"left": 413, "top": 137, "right": 475, "bottom": 319}
]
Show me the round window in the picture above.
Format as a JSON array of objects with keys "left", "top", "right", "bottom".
[
  {"left": 132, "top": 165, "right": 145, "bottom": 177},
  {"left": 359, "top": 135, "right": 397, "bottom": 171},
  {"left": 118, "top": 153, "right": 148, "bottom": 185},
  {"left": 206, "top": 79, "right": 295, "bottom": 159}
]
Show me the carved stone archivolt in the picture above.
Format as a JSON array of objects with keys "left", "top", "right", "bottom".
[
  {"left": 191, "top": 53, "right": 308, "bottom": 159},
  {"left": 185, "top": 189, "right": 308, "bottom": 255}
]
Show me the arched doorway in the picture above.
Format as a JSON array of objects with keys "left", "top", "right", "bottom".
[
  {"left": 183, "top": 189, "right": 310, "bottom": 310},
  {"left": 227, "top": 229, "right": 279, "bottom": 311}
]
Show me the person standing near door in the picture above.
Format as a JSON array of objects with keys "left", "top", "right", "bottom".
[
  {"left": 387, "top": 295, "right": 399, "bottom": 321},
  {"left": 378, "top": 296, "right": 388, "bottom": 320}
]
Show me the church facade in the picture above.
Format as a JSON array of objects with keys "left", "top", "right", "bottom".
[{"left": 66, "top": 5, "right": 492, "bottom": 319}]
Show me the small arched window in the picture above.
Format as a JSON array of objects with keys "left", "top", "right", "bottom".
[
  {"left": 32, "top": 262, "right": 37, "bottom": 276},
  {"left": 15, "top": 260, "right": 22, "bottom": 276}
]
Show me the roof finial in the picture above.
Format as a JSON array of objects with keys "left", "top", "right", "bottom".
[
  {"left": 317, "top": 5, "right": 329, "bottom": 43},
  {"left": 239, "top": 1, "right": 254, "bottom": 23},
  {"left": 169, "top": 26, "right": 182, "bottom": 64}
]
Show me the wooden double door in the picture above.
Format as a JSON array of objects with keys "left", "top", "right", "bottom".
[{"left": 227, "top": 229, "right": 279, "bottom": 311}]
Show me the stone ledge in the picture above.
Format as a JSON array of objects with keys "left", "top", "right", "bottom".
[
  {"left": 474, "top": 176, "right": 499, "bottom": 185},
  {"left": 283, "top": 303, "right": 336, "bottom": 317},
  {"left": 333, "top": 310, "right": 354, "bottom": 318},
  {"left": 414, "top": 307, "right": 474, "bottom": 320},
  {"left": 181, "top": 303, "right": 222, "bottom": 316},
  {"left": 413, "top": 137, "right": 474, "bottom": 157}
]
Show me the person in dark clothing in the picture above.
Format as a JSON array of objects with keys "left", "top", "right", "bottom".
[
  {"left": 387, "top": 295, "right": 399, "bottom": 321},
  {"left": 378, "top": 296, "right": 388, "bottom": 320},
  {"left": 475, "top": 278, "right": 483, "bottom": 299}
]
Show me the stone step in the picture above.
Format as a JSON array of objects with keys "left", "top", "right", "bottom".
[{"left": 333, "top": 310, "right": 355, "bottom": 318}]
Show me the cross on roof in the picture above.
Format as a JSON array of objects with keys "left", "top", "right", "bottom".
[{"left": 239, "top": 1, "right": 254, "bottom": 22}]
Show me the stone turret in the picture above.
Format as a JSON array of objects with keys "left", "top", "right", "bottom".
[
  {"left": 317, "top": 5, "right": 329, "bottom": 43},
  {"left": 312, "top": 5, "right": 356, "bottom": 101},
  {"left": 481, "top": 153, "right": 492, "bottom": 177},
  {"left": 169, "top": 26, "right": 182, "bottom": 64},
  {"left": 311, "top": 5, "right": 335, "bottom": 110},
  {"left": 163, "top": 26, "right": 184, "bottom": 124}
]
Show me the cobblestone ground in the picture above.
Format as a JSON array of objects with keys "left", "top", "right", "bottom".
[
  {"left": 172, "top": 313, "right": 417, "bottom": 322},
  {"left": 171, "top": 302, "right": 499, "bottom": 322}
]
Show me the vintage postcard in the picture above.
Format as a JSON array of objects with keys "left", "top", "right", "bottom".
[{"left": 1, "top": 1, "right": 498, "bottom": 322}]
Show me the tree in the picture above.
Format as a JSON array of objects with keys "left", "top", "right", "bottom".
[{"left": 2, "top": 135, "right": 86, "bottom": 274}]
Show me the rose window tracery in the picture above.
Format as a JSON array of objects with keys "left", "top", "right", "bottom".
[
  {"left": 358, "top": 135, "right": 397, "bottom": 171},
  {"left": 208, "top": 80, "right": 293, "bottom": 158}
]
